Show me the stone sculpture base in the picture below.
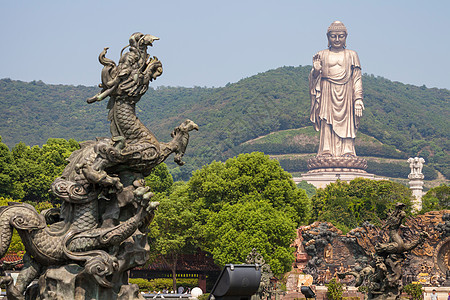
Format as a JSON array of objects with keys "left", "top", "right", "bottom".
[
  {"left": 293, "top": 155, "right": 382, "bottom": 188},
  {"left": 28, "top": 264, "right": 144, "bottom": 300},
  {"left": 294, "top": 171, "right": 384, "bottom": 189},
  {"left": 307, "top": 155, "right": 368, "bottom": 172}
]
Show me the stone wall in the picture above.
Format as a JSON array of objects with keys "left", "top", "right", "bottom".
[{"left": 289, "top": 210, "right": 450, "bottom": 290}]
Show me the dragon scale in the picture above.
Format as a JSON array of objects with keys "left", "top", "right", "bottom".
[
  {"left": 110, "top": 98, "right": 159, "bottom": 146},
  {"left": 0, "top": 201, "right": 148, "bottom": 265}
]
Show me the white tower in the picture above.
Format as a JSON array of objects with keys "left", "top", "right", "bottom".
[{"left": 407, "top": 157, "right": 425, "bottom": 212}]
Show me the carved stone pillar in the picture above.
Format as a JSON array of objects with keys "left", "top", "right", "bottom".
[{"left": 408, "top": 157, "right": 425, "bottom": 212}]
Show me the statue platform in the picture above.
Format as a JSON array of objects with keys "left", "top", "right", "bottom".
[
  {"left": 294, "top": 155, "right": 384, "bottom": 188},
  {"left": 294, "top": 171, "right": 384, "bottom": 189}
]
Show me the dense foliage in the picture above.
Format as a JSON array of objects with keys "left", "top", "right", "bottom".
[
  {"left": 188, "top": 152, "right": 310, "bottom": 226},
  {"left": 0, "top": 137, "right": 80, "bottom": 202},
  {"left": 296, "top": 181, "right": 317, "bottom": 198},
  {"left": 1, "top": 65, "right": 448, "bottom": 181},
  {"left": 145, "top": 163, "right": 174, "bottom": 194},
  {"left": 326, "top": 278, "right": 344, "bottom": 300},
  {"left": 403, "top": 283, "right": 424, "bottom": 300},
  {"left": 128, "top": 278, "right": 198, "bottom": 292},
  {"left": 202, "top": 199, "right": 296, "bottom": 275},
  {"left": 420, "top": 184, "right": 449, "bottom": 213},
  {"left": 187, "top": 152, "right": 310, "bottom": 274},
  {"left": 310, "top": 178, "right": 413, "bottom": 233},
  {"left": 148, "top": 182, "right": 199, "bottom": 290}
]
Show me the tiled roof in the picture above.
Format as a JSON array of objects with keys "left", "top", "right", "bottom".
[{"left": 0, "top": 252, "right": 24, "bottom": 270}]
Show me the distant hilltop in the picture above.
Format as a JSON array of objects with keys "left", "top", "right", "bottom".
[{"left": 0, "top": 66, "right": 449, "bottom": 182}]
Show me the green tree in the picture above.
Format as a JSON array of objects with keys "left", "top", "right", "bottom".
[
  {"left": 403, "top": 283, "right": 423, "bottom": 300},
  {"left": 311, "top": 178, "right": 413, "bottom": 233},
  {"left": 6, "top": 138, "right": 79, "bottom": 203},
  {"left": 297, "top": 180, "right": 317, "bottom": 198},
  {"left": 185, "top": 152, "right": 308, "bottom": 274},
  {"left": 149, "top": 182, "right": 199, "bottom": 291},
  {"left": 34, "top": 201, "right": 55, "bottom": 213},
  {"left": 188, "top": 152, "right": 310, "bottom": 226},
  {"left": 0, "top": 137, "right": 15, "bottom": 197},
  {"left": 145, "top": 163, "right": 174, "bottom": 194},
  {"left": 202, "top": 197, "right": 296, "bottom": 275},
  {"left": 326, "top": 278, "right": 344, "bottom": 300},
  {"left": 420, "top": 184, "right": 449, "bottom": 213}
]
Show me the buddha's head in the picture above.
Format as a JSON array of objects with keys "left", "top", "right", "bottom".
[{"left": 327, "top": 21, "right": 347, "bottom": 50}]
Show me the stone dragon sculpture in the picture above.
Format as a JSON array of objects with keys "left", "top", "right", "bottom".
[
  {"left": 338, "top": 203, "right": 428, "bottom": 300},
  {"left": 0, "top": 32, "right": 198, "bottom": 300}
]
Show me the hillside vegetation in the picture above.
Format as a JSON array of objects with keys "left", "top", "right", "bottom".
[
  {"left": 0, "top": 65, "right": 448, "bottom": 180},
  {"left": 241, "top": 127, "right": 440, "bottom": 181}
]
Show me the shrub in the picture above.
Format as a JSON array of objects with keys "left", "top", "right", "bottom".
[
  {"left": 326, "top": 278, "right": 344, "bottom": 300},
  {"left": 128, "top": 278, "right": 199, "bottom": 292},
  {"left": 128, "top": 278, "right": 153, "bottom": 291},
  {"left": 403, "top": 283, "right": 423, "bottom": 300},
  {"left": 357, "top": 285, "right": 368, "bottom": 294},
  {"left": 198, "top": 293, "right": 209, "bottom": 300}
]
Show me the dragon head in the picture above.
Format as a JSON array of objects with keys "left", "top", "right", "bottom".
[{"left": 129, "top": 32, "right": 159, "bottom": 50}]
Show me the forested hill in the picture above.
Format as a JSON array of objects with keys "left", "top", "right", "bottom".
[{"left": 0, "top": 65, "right": 449, "bottom": 179}]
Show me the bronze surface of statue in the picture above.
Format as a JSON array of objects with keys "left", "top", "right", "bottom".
[
  {"left": 306, "top": 21, "right": 368, "bottom": 173},
  {"left": 309, "top": 21, "right": 364, "bottom": 157}
]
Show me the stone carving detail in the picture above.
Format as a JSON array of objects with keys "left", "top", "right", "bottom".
[
  {"left": 307, "top": 155, "right": 367, "bottom": 173},
  {"left": 307, "top": 21, "right": 367, "bottom": 172},
  {"left": 407, "top": 157, "right": 425, "bottom": 211},
  {"left": 407, "top": 157, "right": 425, "bottom": 180},
  {"left": 301, "top": 222, "right": 342, "bottom": 281},
  {"left": 434, "top": 237, "right": 450, "bottom": 277},
  {"left": 339, "top": 203, "right": 427, "bottom": 300},
  {"left": 246, "top": 249, "right": 274, "bottom": 300},
  {"left": 0, "top": 33, "right": 197, "bottom": 300},
  {"left": 436, "top": 213, "right": 450, "bottom": 238},
  {"left": 294, "top": 210, "right": 450, "bottom": 292}
]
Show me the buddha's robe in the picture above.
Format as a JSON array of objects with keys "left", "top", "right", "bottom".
[{"left": 309, "top": 49, "right": 363, "bottom": 156}]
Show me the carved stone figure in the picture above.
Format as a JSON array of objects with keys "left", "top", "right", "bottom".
[
  {"left": 408, "top": 157, "right": 425, "bottom": 179},
  {"left": 339, "top": 203, "right": 428, "bottom": 300},
  {"left": 407, "top": 157, "right": 425, "bottom": 211},
  {"left": 0, "top": 33, "right": 197, "bottom": 300},
  {"left": 307, "top": 21, "right": 367, "bottom": 172},
  {"left": 301, "top": 222, "right": 342, "bottom": 281},
  {"left": 309, "top": 21, "right": 363, "bottom": 157},
  {"left": 293, "top": 211, "right": 450, "bottom": 294},
  {"left": 246, "top": 249, "right": 273, "bottom": 300}
]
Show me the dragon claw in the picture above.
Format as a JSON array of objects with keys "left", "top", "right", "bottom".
[
  {"left": 134, "top": 186, "right": 150, "bottom": 197},
  {"left": 142, "top": 191, "right": 154, "bottom": 201},
  {"left": 147, "top": 201, "right": 159, "bottom": 212},
  {"left": 0, "top": 275, "right": 13, "bottom": 286}
]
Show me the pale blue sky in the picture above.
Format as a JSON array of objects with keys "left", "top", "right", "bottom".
[{"left": 1, "top": 0, "right": 449, "bottom": 89}]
